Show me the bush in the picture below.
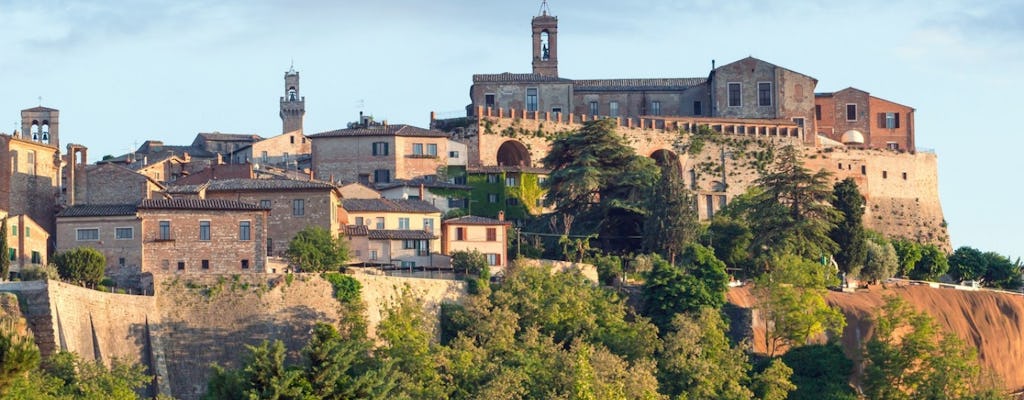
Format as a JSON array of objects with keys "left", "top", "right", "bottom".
[
  {"left": 451, "top": 250, "right": 488, "bottom": 277},
  {"left": 19, "top": 265, "right": 58, "bottom": 281},
  {"left": 53, "top": 247, "right": 106, "bottom": 286},
  {"left": 322, "top": 272, "right": 361, "bottom": 305},
  {"left": 286, "top": 227, "right": 349, "bottom": 272}
]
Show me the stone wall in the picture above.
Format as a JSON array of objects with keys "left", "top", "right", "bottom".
[{"left": 140, "top": 208, "right": 268, "bottom": 275}]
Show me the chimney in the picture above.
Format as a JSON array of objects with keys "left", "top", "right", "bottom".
[
  {"left": 143, "top": 156, "right": 148, "bottom": 166},
  {"left": 498, "top": 210, "right": 505, "bottom": 222},
  {"left": 419, "top": 183, "right": 425, "bottom": 201},
  {"left": 216, "top": 153, "right": 223, "bottom": 165}
]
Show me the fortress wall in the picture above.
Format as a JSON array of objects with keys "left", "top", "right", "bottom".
[{"left": 352, "top": 271, "right": 468, "bottom": 340}]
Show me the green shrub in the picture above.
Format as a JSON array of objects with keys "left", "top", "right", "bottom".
[
  {"left": 322, "top": 272, "right": 361, "bottom": 305},
  {"left": 19, "top": 264, "right": 58, "bottom": 281}
]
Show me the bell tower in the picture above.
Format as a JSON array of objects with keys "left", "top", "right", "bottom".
[
  {"left": 280, "top": 64, "right": 305, "bottom": 133},
  {"left": 531, "top": 1, "right": 558, "bottom": 77},
  {"left": 20, "top": 106, "right": 59, "bottom": 148}
]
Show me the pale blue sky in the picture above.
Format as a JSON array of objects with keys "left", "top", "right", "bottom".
[{"left": 2, "top": 0, "right": 1022, "bottom": 256}]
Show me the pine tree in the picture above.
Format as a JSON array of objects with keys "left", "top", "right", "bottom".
[
  {"left": 830, "top": 178, "right": 866, "bottom": 276},
  {"left": 643, "top": 164, "right": 700, "bottom": 264}
]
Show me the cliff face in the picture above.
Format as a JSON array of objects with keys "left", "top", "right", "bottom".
[{"left": 729, "top": 285, "right": 1024, "bottom": 392}]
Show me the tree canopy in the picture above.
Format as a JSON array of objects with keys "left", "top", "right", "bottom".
[
  {"left": 830, "top": 178, "right": 867, "bottom": 276},
  {"left": 642, "top": 246, "right": 729, "bottom": 333},
  {"left": 285, "top": 226, "right": 349, "bottom": 272},
  {"left": 53, "top": 247, "right": 106, "bottom": 287}
]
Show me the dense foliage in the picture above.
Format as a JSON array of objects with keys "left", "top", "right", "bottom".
[
  {"left": 830, "top": 178, "right": 867, "bottom": 276},
  {"left": 286, "top": 226, "right": 349, "bottom": 272},
  {"left": 53, "top": 247, "right": 106, "bottom": 286},
  {"left": 642, "top": 246, "right": 729, "bottom": 333}
]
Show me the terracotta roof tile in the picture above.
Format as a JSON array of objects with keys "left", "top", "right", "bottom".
[
  {"left": 57, "top": 204, "right": 138, "bottom": 217},
  {"left": 443, "top": 216, "right": 510, "bottom": 225},
  {"left": 572, "top": 77, "right": 707, "bottom": 91},
  {"left": 367, "top": 230, "right": 437, "bottom": 240},
  {"left": 204, "top": 178, "right": 336, "bottom": 192},
  {"left": 341, "top": 198, "right": 440, "bottom": 213},
  {"left": 138, "top": 199, "right": 269, "bottom": 211},
  {"left": 309, "top": 124, "right": 447, "bottom": 138},
  {"left": 345, "top": 225, "right": 369, "bottom": 236},
  {"left": 472, "top": 73, "right": 573, "bottom": 83}
]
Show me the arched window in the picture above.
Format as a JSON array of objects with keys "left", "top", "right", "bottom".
[
  {"left": 30, "top": 121, "right": 39, "bottom": 141},
  {"left": 41, "top": 122, "right": 50, "bottom": 143},
  {"left": 287, "top": 87, "right": 297, "bottom": 101},
  {"left": 540, "top": 31, "right": 550, "bottom": 61}
]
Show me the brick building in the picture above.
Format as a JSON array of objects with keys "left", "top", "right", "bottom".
[
  {"left": 66, "top": 162, "right": 166, "bottom": 206},
  {"left": 815, "top": 88, "right": 915, "bottom": 151},
  {"left": 441, "top": 215, "right": 511, "bottom": 271},
  {"left": 309, "top": 122, "right": 450, "bottom": 185},
  {"left": 4, "top": 213, "right": 49, "bottom": 277},
  {"left": 200, "top": 178, "right": 342, "bottom": 257},
  {"left": 340, "top": 198, "right": 442, "bottom": 268},
  {"left": 230, "top": 130, "right": 311, "bottom": 169},
  {"left": 0, "top": 107, "right": 64, "bottom": 233},
  {"left": 56, "top": 204, "right": 142, "bottom": 288}
]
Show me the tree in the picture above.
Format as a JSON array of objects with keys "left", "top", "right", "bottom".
[
  {"left": 892, "top": 239, "right": 923, "bottom": 278},
  {"left": 0, "top": 318, "right": 39, "bottom": 395},
  {"left": 980, "top": 251, "right": 1022, "bottom": 290},
  {"left": 751, "top": 358, "right": 796, "bottom": 400},
  {"left": 755, "top": 254, "right": 846, "bottom": 356},
  {"left": 909, "top": 244, "right": 948, "bottom": 281},
  {"left": 53, "top": 247, "right": 105, "bottom": 286},
  {"left": 863, "top": 296, "right": 996, "bottom": 399},
  {"left": 705, "top": 216, "right": 753, "bottom": 272},
  {"left": 541, "top": 118, "right": 660, "bottom": 252},
  {"left": 451, "top": 250, "right": 488, "bottom": 277},
  {"left": 642, "top": 245, "right": 729, "bottom": 333},
  {"left": 657, "top": 307, "right": 753, "bottom": 400},
  {"left": 205, "top": 340, "right": 305, "bottom": 400},
  {"left": 861, "top": 240, "right": 899, "bottom": 283},
  {"left": 948, "top": 246, "right": 987, "bottom": 282},
  {"left": 643, "top": 162, "right": 700, "bottom": 264},
  {"left": 830, "top": 178, "right": 867, "bottom": 276},
  {"left": 0, "top": 219, "right": 9, "bottom": 281},
  {"left": 781, "top": 344, "right": 857, "bottom": 400},
  {"left": 285, "top": 226, "right": 349, "bottom": 272},
  {"left": 747, "top": 145, "right": 840, "bottom": 262}
]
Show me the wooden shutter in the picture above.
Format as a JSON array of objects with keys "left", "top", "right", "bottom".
[
  {"left": 894, "top": 113, "right": 900, "bottom": 129},
  {"left": 878, "top": 113, "right": 886, "bottom": 128}
]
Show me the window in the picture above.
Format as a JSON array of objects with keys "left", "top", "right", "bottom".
[
  {"left": 506, "top": 198, "right": 520, "bottom": 206},
  {"left": 7, "top": 248, "right": 13, "bottom": 262},
  {"left": 199, "top": 221, "right": 211, "bottom": 241},
  {"left": 370, "top": 250, "right": 378, "bottom": 260},
  {"left": 758, "top": 82, "right": 772, "bottom": 106},
  {"left": 177, "top": 261, "right": 185, "bottom": 271},
  {"left": 484, "top": 94, "right": 495, "bottom": 108},
  {"left": 398, "top": 218, "right": 410, "bottom": 230},
  {"left": 239, "top": 221, "right": 251, "bottom": 240},
  {"left": 902, "top": 172, "right": 908, "bottom": 180},
  {"left": 376, "top": 217, "right": 385, "bottom": 229},
  {"left": 261, "top": 151, "right": 268, "bottom": 163},
  {"left": 371, "top": 141, "right": 389, "bottom": 156},
  {"left": 883, "top": 171, "right": 888, "bottom": 179},
  {"left": 358, "top": 174, "right": 370, "bottom": 184},
  {"left": 487, "top": 173, "right": 499, "bottom": 184},
  {"left": 505, "top": 175, "right": 518, "bottom": 187},
  {"left": 373, "top": 169, "right": 391, "bottom": 183},
  {"left": 486, "top": 253, "right": 500, "bottom": 266},
  {"left": 609, "top": 101, "right": 619, "bottom": 117},
  {"left": 589, "top": 101, "right": 599, "bottom": 115},
  {"left": 448, "top": 198, "right": 466, "bottom": 208},
  {"left": 159, "top": 221, "right": 171, "bottom": 240},
  {"left": 846, "top": 104, "right": 857, "bottom": 121},
  {"left": 526, "top": 88, "right": 538, "bottom": 112},
  {"left": 403, "top": 240, "right": 417, "bottom": 249},
  {"left": 118, "top": 257, "right": 125, "bottom": 267},
  {"left": 400, "top": 261, "right": 416, "bottom": 268},
  {"left": 267, "top": 238, "right": 273, "bottom": 256},
  {"left": 292, "top": 199, "right": 305, "bottom": 216},
  {"left": 487, "top": 193, "right": 498, "bottom": 203},
  {"left": 26, "top": 151, "right": 35, "bottom": 175},
  {"left": 260, "top": 199, "right": 271, "bottom": 208},
  {"left": 728, "top": 83, "right": 741, "bottom": 107},
  {"left": 887, "top": 142, "right": 900, "bottom": 150},
  {"left": 426, "top": 143, "right": 437, "bottom": 156},
  {"left": 423, "top": 218, "right": 434, "bottom": 233},
  {"left": 354, "top": 217, "right": 364, "bottom": 226},
  {"left": 9, "top": 152, "right": 16, "bottom": 174},
  {"left": 861, "top": 165, "right": 867, "bottom": 175},
  {"left": 815, "top": 104, "right": 822, "bottom": 120},
  {"left": 201, "top": 259, "right": 210, "bottom": 269},
  {"left": 31, "top": 251, "right": 40, "bottom": 264},
  {"left": 693, "top": 101, "right": 702, "bottom": 115},
  {"left": 412, "top": 143, "right": 424, "bottom": 155},
  {"left": 10, "top": 224, "right": 16, "bottom": 236},
  {"left": 76, "top": 228, "right": 99, "bottom": 241},
  {"left": 417, "top": 240, "right": 429, "bottom": 256},
  {"left": 290, "top": 136, "right": 295, "bottom": 144},
  {"left": 486, "top": 228, "right": 497, "bottom": 242},
  {"left": 651, "top": 101, "right": 661, "bottom": 116},
  {"left": 455, "top": 227, "right": 465, "bottom": 241},
  {"left": 881, "top": 112, "right": 900, "bottom": 129},
  {"left": 115, "top": 227, "right": 133, "bottom": 240},
  {"left": 24, "top": 226, "right": 29, "bottom": 238},
  {"left": 449, "top": 151, "right": 459, "bottom": 158},
  {"left": 792, "top": 118, "right": 805, "bottom": 128},
  {"left": 241, "top": 259, "right": 249, "bottom": 269}
]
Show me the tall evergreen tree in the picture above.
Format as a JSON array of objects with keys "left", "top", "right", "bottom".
[
  {"left": 643, "top": 163, "right": 700, "bottom": 264},
  {"left": 542, "top": 118, "right": 659, "bottom": 252},
  {"left": 747, "top": 145, "right": 840, "bottom": 263},
  {"left": 829, "top": 178, "right": 866, "bottom": 276},
  {"left": 0, "top": 219, "right": 9, "bottom": 281}
]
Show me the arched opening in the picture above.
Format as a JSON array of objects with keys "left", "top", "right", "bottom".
[
  {"left": 287, "top": 87, "right": 297, "bottom": 101},
  {"left": 650, "top": 149, "right": 682, "bottom": 175},
  {"left": 540, "top": 31, "right": 550, "bottom": 61},
  {"left": 497, "top": 140, "right": 531, "bottom": 167},
  {"left": 30, "top": 120, "right": 39, "bottom": 141},
  {"left": 41, "top": 121, "right": 49, "bottom": 144}
]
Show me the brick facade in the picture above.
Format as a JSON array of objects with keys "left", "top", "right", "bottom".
[
  {"left": 56, "top": 213, "right": 142, "bottom": 288},
  {"left": 815, "top": 88, "right": 916, "bottom": 151},
  {"left": 0, "top": 135, "right": 61, "bottom": 233},
  {"left": 139, "top": 206, "right": 268, "bottom": 276},
  {"left": 309, "top": 124, "right": 450, "bottom": 184}
]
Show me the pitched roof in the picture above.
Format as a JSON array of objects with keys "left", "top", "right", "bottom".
[
  {"left": 367, "top": 230, "right": 437, "bottom": 240},
  {"left": 443, "top": 215, "right": 511, "bottom": 225},
  {"left": 22, "top": 106, "right": 58, "bottom": 112},
  {"left": 467, "top": 165, "right": 551, "bottom": 174},
  {"left": 374, "top": 177, "right": 472, "bottom": 191},
  {"left": 472, "top": 73, "right": 572, "bottom": 83},
  {"left": 341, "top": 198, "right": 441, "bottom": 213},
  {"left": 164, "top": 183, "right": 208, "bottom": 194},
  {"left": 345, "top": 225, "right": 369, "bottom": 236},
  {"left": 137, "top": 199, "right": 269, "bottom": 211},
  {"left": 57, "top": 204, "right": 138, "bottom": 218},
  {"left": 196, "top": 132, "right": 263, "bottom": 142},
  {"left": 309, "top": 124, "right": 447, "bottom": 138},
  {"left": 204, "top": 178, "right": 337, "bottom": 192},
  {"left": 572, "top": 77, "right": 707, "bottom": 92}
]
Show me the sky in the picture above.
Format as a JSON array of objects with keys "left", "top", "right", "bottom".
[{"left": 2, "top": 0, "right": 1023, "bottom": 256}]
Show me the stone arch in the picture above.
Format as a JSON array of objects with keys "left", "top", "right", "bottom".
[
  {"left": 540, "top": 31, "right": 551, "bottom": 60},
  {"left": 710, "top": 180, "right": 726, "bottom": 192},
  {"left": 497, "top": 140, "right": 531, "bottom": 167},
  {"left": 287, "top": 87, "right": 297, "bottom": 101},
  {"left": 650, "top": 148, "right": 682, "bottom": 175}
]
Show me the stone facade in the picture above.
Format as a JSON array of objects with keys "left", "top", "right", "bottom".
[
  {"left": 309, "top": 124, "right": 450, "bottom": 185},
  {"left": 69, "top": 163, "right": 164, "bottom": 206},
  {"left": 56, "top": 210, "right": 142, "bottom": 288},
  {"left": 231, "top": 130, "right": 310, "bottom": 167},
  {"left": 280, "top": 67, "right": 305, "bottom": 134},
  {"left": 0, "top": 134, "right": 61, "bottom": 233}
]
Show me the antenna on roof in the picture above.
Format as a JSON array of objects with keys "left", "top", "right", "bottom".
[
  {"left": 539, "top": 0, "right": 550, "bottom": 16},
  {"left": 37, "top": 96, "right": 42, "bottom": 106}
]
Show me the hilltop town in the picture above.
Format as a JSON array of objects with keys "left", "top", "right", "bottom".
[{"left": 0, "top": 3, "right": 983, "bottom": 400}]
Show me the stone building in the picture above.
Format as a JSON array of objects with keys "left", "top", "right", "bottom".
[
  {"left": 191, "top": 132, "right": 263, "bottom": 161},
  {"left": 815, "top": 88, "right": 916, "bottom": 151},
  {"left": 4, "top": 213, "right": 49, "bottom": 277},
  {"left": 308, "top": 122, "right": 450, "bottom": 185},
  {"left": 66, "top": 162, "right": 166, "bottom": 206},
  {"left": 0, "top": 107, "right": 64, "bottom": 233},
  {"left": 229, "top": 130, "right": 311, "bottom": 169},
  {"left": 441, "top": 214, "right": 511, "bottom": 271},
  {"left": 340, "top": 198, "right": 442, "bottom": 268},
  {"left": 280, "top": 65, "right": 305, "bottom": 134},
  {"left": 55, "top": 204, "right": 142, "bottom": 288},
  {"left": 200, "top": 178, "right": 342, "bottom": 257}
]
